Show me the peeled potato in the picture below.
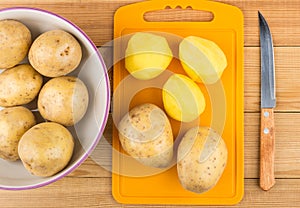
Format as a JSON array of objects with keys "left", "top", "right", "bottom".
[
  {"left": 29, "top": 30, "right": 82, "bottom": 77},
  {"left": 177, "top": 126, "right": 228, "bottom": 194},
  {"left": 0, "top": 64, "right": 43, "bottom": 107},
  {"left": 179, "top": 36, "right": 227, "bottom": 84},
  {"left": 18, "top": 122, "right": 74, "bottom": 177},
  {"left": 118, "top": 103, "right": 173, "bottom": 168},
  {"left": 162, "top": 74, "right": 205, "bottom": 122},
  {"left": 0, "top": 107, "right": 36, "bottom": 161},
  {"left": 38, "top": 76, "right": 89, "bottom": 126},
  {"left": 125, "top": 32, "right": 173, "bottom": 80},
  {"left": 0, "top": 20, "right": 31, "bottom": 69}
]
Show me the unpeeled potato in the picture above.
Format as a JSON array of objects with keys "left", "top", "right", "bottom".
[
  {"left": 29, "top": 30, "right": 82, "bottom": 77},
  {"left": 38, "top": 76, "right": 89, "bottom": 126},
  {"left": 125, "top": 32, "right": 173, "bottom": 80},
  {"left": 0, "top": 64, "right": 43, "bottom": 107},
  {"left": 118, "top": 103, "right": 173, "bottom": 168},
  {"left": 179, "top": 36, "right": 227, "bottom": 84},
  {"left": 177, "top": 126, "right": 228, "bottom": 193},
  {"left": 0, "top": 20, "right": 31, "bottom": 69},
  {"left": 0, "top": 107, "right": 36, "bottom": 161},
  {"left": 18, "top": 122, "right": 74, "bottom": 177}
]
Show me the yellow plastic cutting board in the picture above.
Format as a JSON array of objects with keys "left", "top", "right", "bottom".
[{"left": 112, "top": 0, "right": 244, "bottom": 205}]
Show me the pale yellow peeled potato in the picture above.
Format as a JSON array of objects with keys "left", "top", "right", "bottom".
[
  {"left": 179, "top": 36, "right": 227, "bottom": 84},
  {"left": 0, "top": 107, "right": 36, "bottom": 161},
  {"left": 125, "top": 32, "right": 173, "bottom": 80},
  {"left": 0, "top": 20, "right": 31, "bottom": 69},
  {"left": 18, "top": 122, "right": 74, "bottom": 177},
  {"left": 177, "top": 126, "right": 228, "bottom": 193},
  {"left": 162, "top": 74, "right": 205, "bottom": 122},
  {"left": 118, "top": 103, "right": 173, "bottom": 168}
]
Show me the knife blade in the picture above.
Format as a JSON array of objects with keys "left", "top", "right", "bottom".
[{"left": 259, "top": 11, "right": 276, "bottom": 191}]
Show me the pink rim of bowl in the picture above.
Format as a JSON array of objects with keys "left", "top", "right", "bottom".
[{"left": 0, "top": 7, "right": 111, "bottom": 190}]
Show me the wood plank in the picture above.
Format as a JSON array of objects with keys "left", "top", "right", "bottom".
[
  {"left": 223, "top": 0, "right": 300, "bottom": 47},
  {"left": 0, "top": 0, "right": 300, "bottom": 46},
  {"left": 0, "top": 178, "right": 112, "bottom": 208},
  {"left": 1, "top": 177, "right": 300, "bottom": 207},
  {"left": 69, "top": 113, "right": 300, "bottom": 179},
  {"left": 244, "top": 47, "right": 300, "bottom": 112},
  {"left": 245, "top": 113, "right": 300, "bottom": 179}
]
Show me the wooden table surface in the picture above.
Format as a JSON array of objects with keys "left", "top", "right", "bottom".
[{"left": 1, "top": 0, "right": 300, "bottom": 207}]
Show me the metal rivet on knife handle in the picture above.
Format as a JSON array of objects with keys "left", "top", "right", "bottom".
[{"left": 260, "top": 108, "right": 275, "bottom": 190}]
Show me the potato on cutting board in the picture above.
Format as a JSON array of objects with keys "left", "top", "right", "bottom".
[
  {"left": 162, "top": 74, "right": 205, "bottom": 122},
  {"left": 179, "top": 36, "right": 227, "bottom": 84},
  {"left": 125, "top": 32, "right": 173, "bottom": 80},
  {"left": 177, "top": 126, "right": 228, "bottom": 194},
  {"left": 118, "top": 103, "right": 173, "bottom": 168}
]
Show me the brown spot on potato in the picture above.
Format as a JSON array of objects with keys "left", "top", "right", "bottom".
[
  {"left": 24, "top": 161, "right": 32, "bottom": 169},
  {"left": 67, "top": 78, "right": 76, "bottom": 82}
]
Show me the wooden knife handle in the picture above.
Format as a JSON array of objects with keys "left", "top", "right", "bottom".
[{"left": 260, "top": 108, "right": 275, "bottom": 191}]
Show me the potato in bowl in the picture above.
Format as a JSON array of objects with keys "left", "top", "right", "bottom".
[
  {"left": 38, "top": 76, "right": 89, "bottom": 126},
  {"left": 0, "top": 64, "right": 43, "bottom": 107},
  {"left": 0, "top": 19, "right": 31, "bottom": 69},
  {"left": 0, "top": 106, "right": 36, "bottom": 161},
  {"left": 0, "top": 7, "right": 110, "bottom": 190},
  {"left": 29, "top": 30, "right": 82, "bottom": 77},
  {"left": 18, "top": 122, "right": 74, "bottom": 177}
]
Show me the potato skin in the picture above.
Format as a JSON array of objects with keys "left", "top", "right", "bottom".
[
  {"left": 18, "top": 122, "right": 74, "bottom": 177},
  {"left": 0, "top": 20, "right": 31, "bottom": 69},
  {"left": 0, "top": 64, "right": 43, "bottom": 107},
  {"left": 177, "top": 126, "right": 228, "bottom": 193},
  {"left": 118, "top": 103, "right": 173, "bottom": 168},
  {"left": 0, "top": 106, "right": 36, "bottom": 161},
  {"left": 38, "top": 76, "right": 89, "bottom": 126},
  {"left": 28, "top": 30, "right": 82, "bottom": 77}
]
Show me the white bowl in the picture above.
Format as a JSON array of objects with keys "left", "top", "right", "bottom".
[{"left": 0, "top": 7, "right": 110, "bottom": 190}]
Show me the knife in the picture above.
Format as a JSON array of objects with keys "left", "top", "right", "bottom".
[{"left": 259, "top": 11, "right": 276, "bottom": 191}]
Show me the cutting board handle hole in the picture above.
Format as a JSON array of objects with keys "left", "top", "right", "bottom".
[
  {"left": 144, "top": 6, "right": 214, "bottom": 22},
  {"left": 164, "top": 5, "right": 192, "bottom": 9}
]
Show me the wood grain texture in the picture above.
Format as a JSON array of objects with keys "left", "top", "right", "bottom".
[
  {"left": 244, "top": 47, "right": 300, "bottom": 112},
  {"left": 0, "top": 0, "right": 299, "bottom": 207},
  {"left": 1, "top": 178, "right": 300, "bottom": 207},
  {"left": 260, "top": 108, "right": 276, "bottom": 190},
  {"left": 0, "top": 0, "right": 298, "bottom": 46}
]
